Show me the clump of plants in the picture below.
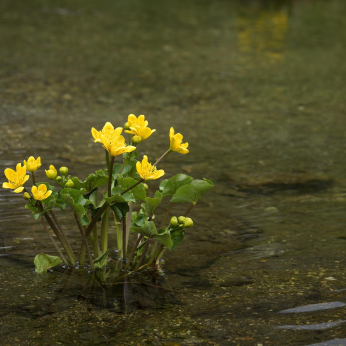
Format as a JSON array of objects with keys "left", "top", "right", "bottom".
[{"left": 2, "top": 115, "right": 213, "bottom": 274}]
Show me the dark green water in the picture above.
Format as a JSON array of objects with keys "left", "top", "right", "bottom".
[{"left": 1, "top": 0, "right": 346, "bottom": 345}]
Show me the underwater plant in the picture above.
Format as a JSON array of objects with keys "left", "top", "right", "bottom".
[{"left": 2, "top": 115, "right": 213, "bottom": 275}]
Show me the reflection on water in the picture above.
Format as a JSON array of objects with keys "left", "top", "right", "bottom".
[{"left": 1, "top": 0, "right": 346, "bottom": 344}]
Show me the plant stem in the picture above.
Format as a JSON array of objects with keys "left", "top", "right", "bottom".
[
  {"left": 50, "top": 210, "right": 74, "bottom": 258},
  {"left": 160, "top": 202, "right": 172, "bottom": 229},
  {"left": 105, "top": 150, "right": 110, "bottom": 172},
  {"left": 127, "top": 134, "right": 131, "bottom": 146},
  {"left": 184, "top": 202, "right": 195, "bottom": 216},
  {"left": 92, "top": 223, "right": 100, "bottom": 258},
  {"left": 135, "top": 238, "right": 151, "bottom": 271},
  {"left": 125, "top": 234, "right": 144, "bottom": 270},
  {"left": 74, "top": 213, "right": 94, "bottom": 270},
  {"left": 40, "top": 204, "right": 76, "bottom": 265},
  {"left": 100, "top": 208, "right": 109, "bottom": 254},
  {"left": 122, "top": 218, "right": 127, "bottom": 261},
  {"left": 108, "top": 156, "right": 115, "bottom": 197},
  {"left": 40, "top": 217, "right": 68, "bottom": 265},
  {"left": 112, "top": 212, "right": 122, "bottom": 258},
  {"left": 32, "top": 172, "right": 36, "bottom": 186},
  {"left": 125, "top": 202, "right": 133, "bottom": 251},
  {"left": 153, "top": 148, "right": 172, "bottom": 166},
  {"left": 84, "top": 178, "right": 147, "bottom": 239}
]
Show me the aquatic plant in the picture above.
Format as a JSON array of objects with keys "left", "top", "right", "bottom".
[{"left": 2, "top": 115, "right": 213, "bottom": 274}]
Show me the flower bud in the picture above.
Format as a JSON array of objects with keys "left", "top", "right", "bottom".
[
  {"left": 178, "top": 216, "right": 186, "bottom": 224},
  {"left": 142, "top": 183, "right": 149, "bottom": 191},
  {"left": 170, "top": 216, "right": 178, "bottom": 226},
  {"left": 124, "top": 122, "right": 130, "bottom": 130},
  {"left": 23, "top": 192, "right": 31, "bottom": 200},
  {"left": 56, "top": 176, "right": 62, "bottom": 182},
  {"left": 65, "top": 180, "right": 74, "bottom": 188},
  {"left": 59, "top": 167, "right": 68, "bottom": 176},
  {"left": 46, "top": 169, "right": 57, "bottom": 180},
  {"left": 132, "top": 135, "right": 142, "bottom": 144},
  {"left": 184, "top": 217, "right": 194, "bottom": 228}
]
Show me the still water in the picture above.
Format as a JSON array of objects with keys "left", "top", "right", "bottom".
[{"left": 1, "top": 0, "right": 346, "bottom": 345}]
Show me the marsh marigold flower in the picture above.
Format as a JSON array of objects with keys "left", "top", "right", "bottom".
[
  {"left": 100, "top": 134, "right": 136, "bottom": 157},
  {"left": 45, "top": 165, "right": 57, "bottom": 180},
  {"left": 136, "top": 155, "right": 165, "bottom": 180},
  {"left": 91, "top": 122, "right": 123, "bottom": 146},
  {"left": 24, "top": 156, "right": 41, "bottom": 173},
  {"left": 32, "top": 184, "right": 52, "bottom": 201},
  {"left": 2, "top": 163, "right": 29, "bottom": 193},
  {"left": 125, "top": 114, "right": 156, "bottom": 141},
  {"left": 169, "top": 127, "right": 189, "bottom": 154}
]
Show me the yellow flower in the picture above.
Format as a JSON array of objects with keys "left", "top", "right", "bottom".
[
  {"left": 169, "top": 127, "right": 189, "bottom": 154},
  {"left": 125, "top": 114, "right": 156, "bottom": 140},
  {"left": 136, "top": 155, "right": 165, "bottom": 180},
  {"left": 31, "top": 184, "right": 52, "bottom": 201},
  {"left": 45, "top": 165, "right": 57, "bottom": 180},
  {"left": 24, "top": 156, "right": 41, "bottom": 173},
  {"left": 2, "top": 163, "right": 29, "bottom": 193},
  {"left": 101, "top": 134, "right": 136, "bottom": 157},
  {"left": 91, "top": 122, "right": 123, "bottom": 145}
]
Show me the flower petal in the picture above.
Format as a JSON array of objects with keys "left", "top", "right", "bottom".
[
  {"left": 38, "top": 184, "right": 48, "bottom": 194},
  {"left": 14, "top": 187, "right": 24, "bottom": 193},
  {"left": 4, "top": 168, "right": 16, "bottom": 182}
]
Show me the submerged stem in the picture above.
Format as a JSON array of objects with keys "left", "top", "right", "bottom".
[{"left": 122, "top": 218, "right": 127, "bottom": 261}]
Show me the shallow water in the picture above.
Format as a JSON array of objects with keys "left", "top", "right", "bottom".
[{"left": 1, "top": 0, "right": 346, "bottom": 345}]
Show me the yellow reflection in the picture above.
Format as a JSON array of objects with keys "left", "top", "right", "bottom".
[{"left": 237, "top": 8, "right": 288, "bottom": 63}]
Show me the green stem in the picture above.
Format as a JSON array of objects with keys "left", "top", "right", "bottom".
[
  {"left": 84, "top": 177, "right": 148, "bottom": 239},
  {"left": 105, "top": 150, "right": 110, "bottom": 172},
  {"left": 92, "top": 223, "right": 100, "bottom": 258},
  {"left": 184, "top": 202, "right": 195, "bottom": 216},
  {"left": 125, "top": 202, "right": 133, "bottom": 252},
  {"left": 101, "top": 208, "right": 109, "bottom": 254},
  {"left": 160, "top": 202, "right": 172, "bottom": 229},
  {"left": 127, "top": 134, "right": 131, "bottom": 146},
  {"left": 125, "top": 234, "right": 144, "bottom": 270},
  {"left": 40, "top": 217, "right": 68, "bottom": 265},
  {"left": 32, "top": 172, "right": 36, "bottom": 186},
  {"left": 154, "top": 148, "right": 172, "bottom": 166},
  {"left": 74, "top": 213, "right": 94, "bottom": 270},
  {"left": 122, "top": 218, "right": 127, "bottom": 261},
  {"left": 108, "top": 156, "right": 115, "bottom": 197},
  {"left": 135, "top": 238, "right": 151, "bottom": 271},
  {"left": 114, "top": 213, "right": 122, "bottom": 257},
  {"left": 42, "top": 210, "right": 76, "bottom": 265},
  {"left": 148, "top": 246, "right": 163, "bottom": 265},
  {"left": 50, "top": 210, "right": 74, "bottom": 258}
]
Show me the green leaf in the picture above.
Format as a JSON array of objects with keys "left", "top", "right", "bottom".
[
  {"left": 130, "top": 220, "right": 158, "bottom": 237},
  {"left": 117, "top": 175, "right": 146, "bottom": 201},
  {"left": 86, "top": 188, "right": 98, "bottom": 207},
  {"left": 81, "top": 214, "right": 90, "bottom": 226},
  {"left": 159, "top": 174, "right": 193, "bottom": 198},
  {"left": 153, "top": 232, "right": 173, "bottom": 248},
  {"left": 72, "top": 170, "right": 108, "bottom": 191},
  {"left": 36, "top": 182, "right": 67, "bottom": 211},
  {"left": 133, "top": 212, "right": 147, "bottom": 227},
  {"left": 141, "top": 191, "right": 162, "bottom": 217},
  {"left": 171, "top": 179, "right": 214, "bottom": 204},
  {"left": 34, "top": 253, "right": 62, "bottom": 274},
  {"left": 110, "top": 202, "right": 129, "bottom": 221},
  {"left": 169, "top": 229, "right": 185, "bottom": 250},
  {"left": 94, "top": 251, "right": 108, "bottom": 269},
  {"left": 60, "top": 188, "right": 92, "bottom": 219},
  {"left": 106, "top": 186, "right": 135, "bottom": 204},
  {"left": 25, "top": 203, "right": 43, "bottom": 219}
]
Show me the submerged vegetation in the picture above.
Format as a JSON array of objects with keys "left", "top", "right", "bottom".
[{"left": 2, "top": 114, "right": 213, "bottom": 275}]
